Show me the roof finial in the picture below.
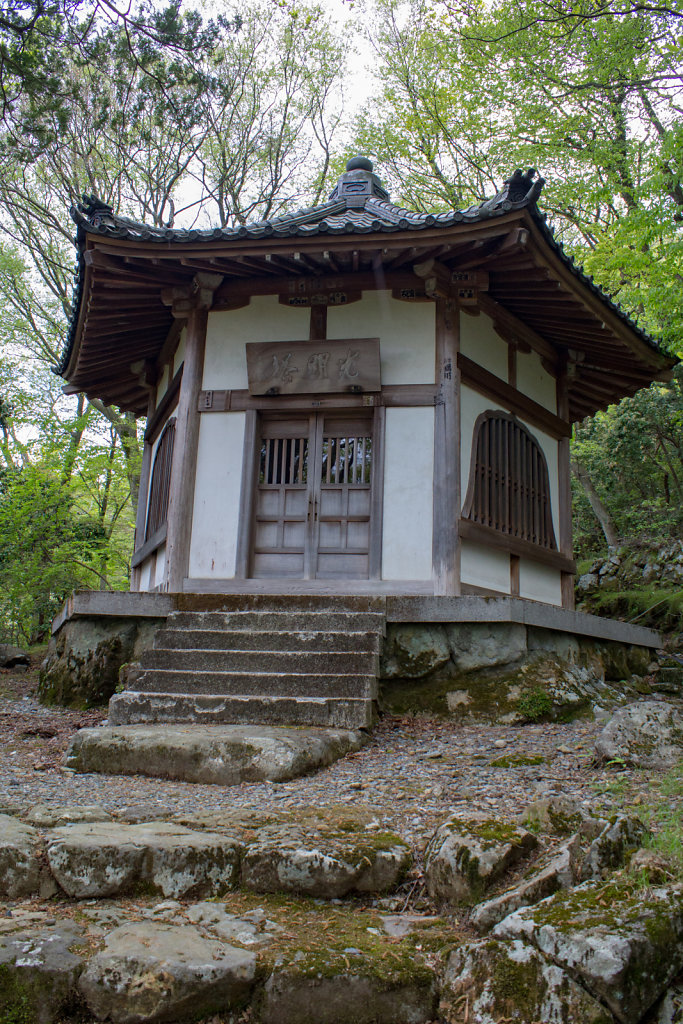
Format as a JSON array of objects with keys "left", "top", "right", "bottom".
[{"left": 329, "top": 155, "right": 389, "bottom": 207}]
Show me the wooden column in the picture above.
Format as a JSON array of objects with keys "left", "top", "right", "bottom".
[
  {"left": 163, "top": 274, "right": 222, "bottom": 592},
  {"left": 507, "top": 344, "right": 520, "bottom": 596},
  {"left": 432, "top": 296, "right": 461, "bottom": 595},
  {"left": 557, "top": 367, "right": 575, "bottom": 609},
  {"left": 130, "top": 390, "right": 157, "bottom": 592}
]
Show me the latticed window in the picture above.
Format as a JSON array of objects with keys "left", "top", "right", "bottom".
[
  {"left": 145, "top": 418, "right": 176, "bottom": 540},
  {"left": 462, "top": 411, "right": 557, "bottom": 549}
]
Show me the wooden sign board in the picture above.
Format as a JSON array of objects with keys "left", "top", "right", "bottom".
[{"left": 246, "top": 338, "right": 381, "bottom": 396}]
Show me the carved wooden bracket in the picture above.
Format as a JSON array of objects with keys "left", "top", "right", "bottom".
[{"left": 161, "top": 272, "right": 224, "bottom": 317}]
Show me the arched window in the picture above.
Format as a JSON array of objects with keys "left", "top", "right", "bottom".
[
  {"left": 462, "top": 411, "right": 557, "bottom": 550},
  {"left": 145, "top": 418, "right": 176, "bottom": 540}
]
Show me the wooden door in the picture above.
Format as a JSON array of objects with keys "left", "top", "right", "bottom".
[{"left": 250, "top": 412, "right": 374, "bottom": 579}]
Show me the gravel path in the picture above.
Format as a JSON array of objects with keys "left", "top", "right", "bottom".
[{"left": 0, "top": 662, "right": 650, "bottom": 853}]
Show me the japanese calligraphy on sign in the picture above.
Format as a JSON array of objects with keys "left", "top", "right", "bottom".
[{"left": 246, "top": 338, "right": 381, "bottom": 396}]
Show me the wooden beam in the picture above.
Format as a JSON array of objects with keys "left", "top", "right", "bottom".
[
  {"left": 131, "top": 389, "right": 157, "bottom": 590},
  {"left": 163, "top": 277, "right": 221, "bottom": 591},
  {"left": 556, "top": 364, "right": 575, "bottom": 609},
  {"left": 458, "top": 354, "right": 570, "bottom": 439},
  {"left": 459, "top": 518, "right": 576, "bottom": 573},
  {"left": 478, "top": 293, "right": 559, "bottom": 369},
  {"left": 145, "top": 366, "right": 183, "bottom": 443},
  {"left": 432, "top": 296, "right": 461, "bottom": 595}
]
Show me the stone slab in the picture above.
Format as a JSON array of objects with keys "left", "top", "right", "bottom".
[
  {"left": 66, "top": 723, "right": 366, "bottom": 784},
  {"left": 386, "top": 595, "right": 660, "bottom": 647},
  {"left": 107, "top": 692, "right": 374, "bottom": 730},
  {"left": 78, "top": 921, "right": 256, "bottom": 1023},
  {"left": 0, "top": 922, "right": 85, "bottom": 1024},
  {"left": 0, "top": 813, "right": 41, "bottom": 898},
  {"left": 46, "top": 821, "right": 241, "bottom": 898}
]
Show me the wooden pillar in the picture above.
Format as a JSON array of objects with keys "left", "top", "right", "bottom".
[
  {"left": 163, "top": 274, "right": 222, "bottom": 592},
  {"left": 130, "top": 390, "right": 156, "bottom": 592},
  {"left": 432, "top": 296, "right": 461, "bottom": 595},
  {"left": 557, "top": 367, "right": 575, "bottom": 609}
]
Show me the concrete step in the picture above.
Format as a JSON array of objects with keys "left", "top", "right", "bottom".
[
  {"left": 175, "top": 594, "right": 385, "bottom": 614},
  {"left": 141, "top": 648, "right": 379, "bottom": 675},
  {"left": 134, "top": 669, "right": 378, "bottom": 699},
  {"left": 166, "top": 611, "right": 386, "bottom": 634},
  {"left": 152, "top": 628, "right": 382, "bottom": 654},
  {"left": 109, "top": 691, "right": 374, "bottom": 729}
]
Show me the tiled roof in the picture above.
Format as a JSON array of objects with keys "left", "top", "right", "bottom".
[{"left": 70, "top": 162, "right": 546, "bottom": 242}]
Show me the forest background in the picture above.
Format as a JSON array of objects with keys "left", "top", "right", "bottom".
[{"left": 0, "top": 0, "right": 681, "bottom": 644}]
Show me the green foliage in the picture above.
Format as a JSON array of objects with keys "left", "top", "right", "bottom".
[{"left": 516, "top": 688, "right": 553, "bottom": 722}]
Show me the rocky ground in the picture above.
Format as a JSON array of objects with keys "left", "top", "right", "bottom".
[{"left": 2, "top": 656, "right": 683, "bottom": 1024}]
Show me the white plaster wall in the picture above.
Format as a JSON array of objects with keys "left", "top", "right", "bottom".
[
  {"left": 155, "top": 364, "right": 169, "bottom": 408},
  {"left": 328, "top": 291, "right": 435, "bottom": 385},
  {"left": 519, "top": 560, "right": 562, "bottom": 606},
  {"left": 517, "top": 348, "right": 557, "bottom": 413},
  {"left": 189, "top": 412, "right": 246, "bottom": 578},
  {"left": 460, "top": 311, "right": 508, "bottom": 380},
  {"left": 382, "top": 407, "right": 434, "bottom": 579},
  {"left": 138, "top": 554, "right": 155, "bottom": 592},
  {"left": 154, "top": 544, "right": 166, "bottom": 589},
  {"left": 204, "top": 297, "right": 310, "bottom": 389},
  {"left": 173, "top": 329, "right": 186, "bottom": 376},
  {"left": 460, "top": 540, "right": 510, "bottom": 593}
]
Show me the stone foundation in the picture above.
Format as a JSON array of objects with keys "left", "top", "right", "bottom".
[
  {"left": 42, "top": 590, "right": 661, "bottom": 717},
  {"left": 380, "top": 622, "right": 656, "bottom": 722}
]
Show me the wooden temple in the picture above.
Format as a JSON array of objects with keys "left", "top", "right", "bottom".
[{"left": 60, "top": 159, "right": 676, "bottom": 609}]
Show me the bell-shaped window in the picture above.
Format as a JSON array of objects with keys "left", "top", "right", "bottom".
[{"left": 462, "top": 411, "right": 557, "bottom": 549}]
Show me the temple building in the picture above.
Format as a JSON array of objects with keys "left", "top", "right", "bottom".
[{"left": 60, "top": 159, "right": 675, "bottom": 609}]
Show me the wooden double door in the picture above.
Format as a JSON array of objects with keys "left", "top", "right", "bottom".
[{"left": 250, "top": 411, "right": 376, "bottom": 579}]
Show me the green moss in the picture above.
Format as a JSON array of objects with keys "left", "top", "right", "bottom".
[
  {"left": 0, "top": 966, "right": 32, "bottom": 1024},
  {"left": 489, "top": 950, "right": 549, "bottom": 1019},
  {"left": 516, "top": 688, "right": 553, "bottom": 722}
]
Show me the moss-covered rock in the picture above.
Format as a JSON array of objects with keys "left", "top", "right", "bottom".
[
  {"left": 441, "top": 938, "right": 613, "bottom": 1023},
  {"left": 0, "top": 923, "right": 85, "bottom": 1024},
  {"left": 595, "top": 701, "right": 683, "bottom": 769},
  {"left": 39, "top": 615, "right": 163, "bottom": 708},
  {"left": 493, "top": 880, "right": 683, "bottom": 1024},
  {"left": 425, "top": 817, "right": 538, "bottom": 906}
]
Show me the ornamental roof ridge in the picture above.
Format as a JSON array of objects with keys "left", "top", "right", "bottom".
[{"left": 69, "top": 160, "right": 548, "bottom": 243}]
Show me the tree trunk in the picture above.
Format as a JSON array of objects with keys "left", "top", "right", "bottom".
[{"left": 571, "top": 457, "right": 620, "bottom": 549}]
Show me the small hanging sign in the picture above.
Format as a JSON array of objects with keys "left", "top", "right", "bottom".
[{"left": 246, "top": 338, "right": 381, "bottom": 396}]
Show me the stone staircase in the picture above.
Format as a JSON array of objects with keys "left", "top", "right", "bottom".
[{"left": 109, "top": 596, "right": 385, "bottom": 730}]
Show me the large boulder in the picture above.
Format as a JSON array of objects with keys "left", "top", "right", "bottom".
[
  {"left": 0, "top": 922, "right": 85, "bottom": 1024},
  {"left": 46, "top": 821, "right": 240, "bottom": 898},
  {"left": 440, "top": 938, "right": 613, "bottom": 1024},
  {"left": 0, "top": 813, "right": 41, "bottom": 898},
  {"left": 78, "top": 921, "right": 256, "bottom": 1023},
  {"left": 381, "top": 625, "right": 451, "bottom": 679},
  {"left": 0, "top": 644, "right": 29, "bottom": 668},
  {"left": 595, "top": 701, "right": 683, "bottom": 768},
  {"left": 425, "top": 818, "right": 537, "bottom": 904},
  {"left": 493, "top": 880, "right": 683, "bottom": 1024}
]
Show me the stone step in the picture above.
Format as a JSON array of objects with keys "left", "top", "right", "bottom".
[
  {"left": 134, "top": 668, "right": 378, "bottom": 699},
  {"left": 175, "top": 594, "right": 386, "bottom": 614},
  {"left": 141, "top": 648, "right": 379, "bottom": 675},
  {"left": 153, "top": 627, "right": 382, "bottom": 654},
  {"left": 166, "top": 610, "right": 386, "bottom": 633},
  {"left": 109, "top": 691, "right": 374, "bottom": 729}
]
